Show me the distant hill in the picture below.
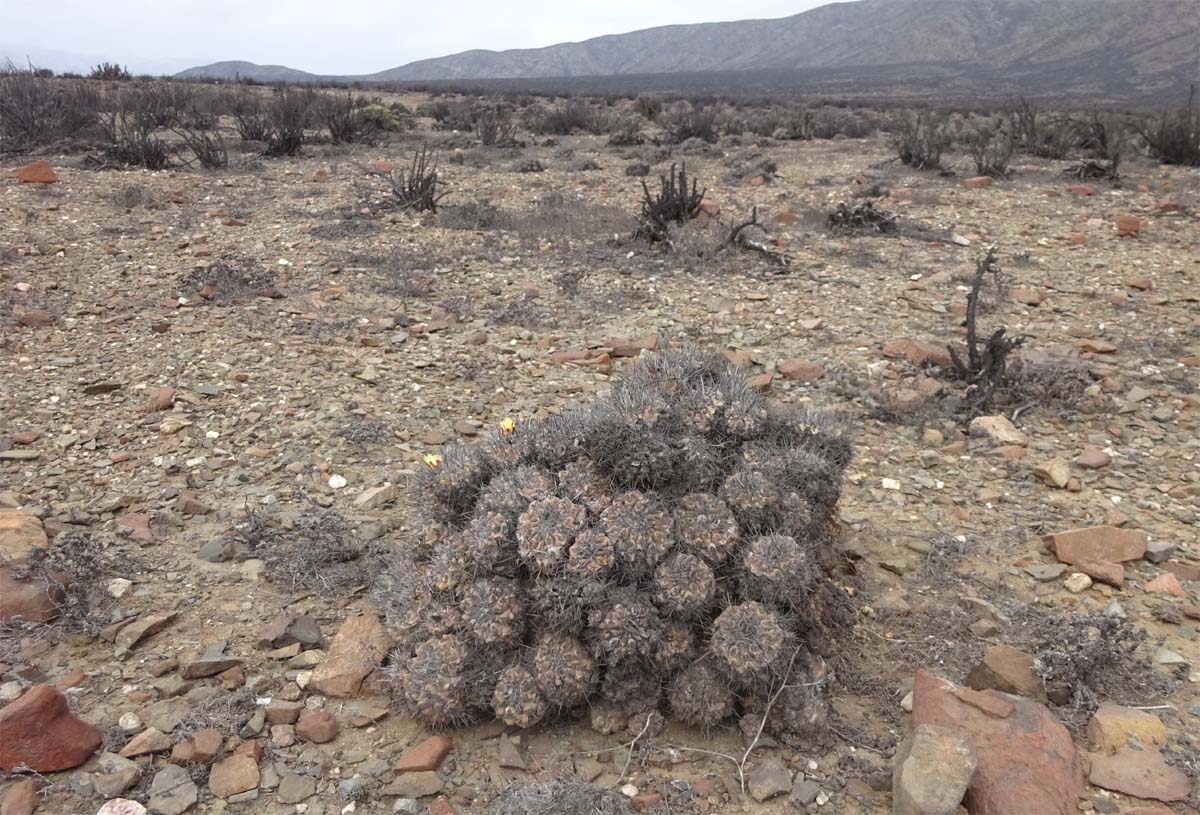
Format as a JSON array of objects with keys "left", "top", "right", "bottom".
[
  {"left": 177, "top": 0, "right": 1200, "bottom": 101},
  {"left": 175, "top": 60, "right": 325, "bottom": 84}
]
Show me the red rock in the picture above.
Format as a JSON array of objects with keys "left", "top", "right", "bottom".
[
  {"left": 1156, "top": 200, "right": 1181, "bottom": 212},
  {"left": 1116, "top": 215, "right": 1142, "bottom": 237},
  {"left": 605, "top": 335, "right": 658, "bottom": 358},
  {"left": 295, "top": 710, "right": 337, "bottom": 744},
  {"left": 310, "top": 613, "right": 392, "bottom": 698},
  {"left": 191, "top": 729, "right": 223, "bottom": 763},
  {"left": 395, "top": 735, "right": 453, "bottom": 773},
  {"left": 1089, "top": 746, "right": 1190, "bottom": 802},
  {"left": 748, "top": 175, "right": 765, "bottom": 187},
  {"left": 966, "top": 645, "right": 1047, "bottom": 701},
  {"left": 1162, "top": 561, "right": 1200, "bottom": 582},
  {"left": 234, "top": 739, "right": 263, "bottom": 762},
  {"left": 370, "top": 160, "right": 395, "bottom": 174},
  {"left": 1010, "top": 287, "right": 1044, "bottom": 306},
  {"left": 1073, "top": 447, "right": 1111, "bottom": 469},
  {"left": 0, "top": 566, "right": 65, "bottom": 625},
  {"left": 1, "top": 779, "right": 37, "bottom": 815},
  {"left": 175, "top": 491, "right": 212, "bottom": 516},
  {"left": 692, "top": 779, "right": 715, "bottom": 797},
  {"left": 1073, "top": 560, "right": 1124, "bottom": 588},
  {"left": 1078, "top": 339, "right": 1117, "bottom": 354},
  {"left": 58, "top": 669, "right": 85, "bottom": 689},
  {"left": 747, "top": 372, "right": 774, "bottom": 392},
  {"left": 1045, "top": 524, "right": 1147, "bottom": 565},
  {"left": 119, "top": 727, "right": 172, "bottom": 758},
  {"left": 141, "top": 387, "right": 176, "bottom": 413},
  {"left": 0, "top": 685, "right": 102, "bottom": 772},
  {"left": 429, "top": 796, "right": 456, "bottom": 815},
  {"left": 208, "top": 754, "right": 259, "bottom": 798},
  {"left": 13, "top": 161, "right": 58, "bottom": 184},
  {"left": 911, "top": 670, "right": 1082, "bottom": 815},
  {"left": 1127, "top": 276, "right": 1153, "bottom": 291},
  {"left": 550, "top": 350, "right": 591, "bottom": 363},
  {"left": 883, "top": 339, "right": 952, "bottom": 368},
  {"left": 632, "top": 793, "right": 663, "bottom": 811},
  {"left": 1065, "top": 184, "right": 1094, "bottom": 196},
  {"left": 771, "top": 207, "right": 801, "bottom": 225},
  {"left": 697, "top": 199, "right": 719, "bottom": 217},
  {"left": 308, "top": 169, "right": 330, "bottom": 183},
  {"left": 776, "top": 359, "right": 824, "bottom": 382},
  {"left": 1144, "top": 572, "right": 1184, "bottom": 596},
  {"left": 964, "top": 176, "right": 994, "bottom": 189},
  {"left": 115, "top": 513, "right": 153, "bottom": 543},
  {"left": 16, "top": 311, "right": 53, "bottom": 328},
  {"left": 223, "top": 218, "right": 246, "bottom": 227}
]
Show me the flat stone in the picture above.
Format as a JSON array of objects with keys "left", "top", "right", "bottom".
[
  {"left": 1144, "top": 541, "right": 1176, "bottom": 564},
  {"left": 969, "top": 416, "right": 1028, "bottom": 446},
  {"left": 208, "top": 754, "right": 260, "bottom": 798},
  {"left": 1089, "top": 747, "right": 1190, "bottom": 802},
  {"left": 1024, "top": 563, "right": 1067, "bottom": 582},
  {"left": 383, "top": 771, "right": 442, "bottom": 798},
  {"left": 120, "top": 727, "right": 172, "bottom": 758},
  {"left": 1034, "top": 458, "right": 1071, "bottom": 489},
  {"left": 181, "top": 642, "right": 242, "bottom": 679},
  {"left": 148, "top": 764, "right": 198, "bottom": 815},
  {"left": 1046, "top": 525, "right": 1148, "bottom": 565},
  {"left": 1144, "top": 573, "right": 1185, "bottom": 596},
  {"left": 1087, "top": 704, "right": 1169, "bottom": 754},
  {"left": 747, "top": 756, "right": 792, "bottom": 802},
  {"left": 1074, "top": 447, "right": 1111, "bottom": 469},
  {"left": 966, "top": 645, "right": 1047, "bottom": 702},
  {"left": 396, "top": 735, "right": 453, "bottom": 773},
  {"left": 276, "top": 773, "right": 316, "bottom": 805},
  {"left": 114, "top": 612, "right": 177, "bottom": 659},
  {"left": 310, "top": 613, "right": 391, "bottom": 698}
]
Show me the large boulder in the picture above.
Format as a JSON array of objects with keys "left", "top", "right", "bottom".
[
  {"left": 911, "top": 669, "right": 1082, "bottom": 815},
  {"left": 0, "top": 685, "right": 102, "bottom": 772}
]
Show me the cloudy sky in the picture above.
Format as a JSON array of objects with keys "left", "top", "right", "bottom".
[{"left": 2, "top": 0, "right": 829, "bottom": 75}]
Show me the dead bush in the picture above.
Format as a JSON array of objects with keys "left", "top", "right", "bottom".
[
  {"left": 0, "top": 64, "right": 100, "bottom": 151},
  {"left": 661, "top": 102, "right": 719, "bottom": 144},
  {"left": 476, "top": 106, "right": 516, "bottom": 146},
  {"left": 826, "top": 201, "right": 896, "bottom": 234},
  {"left": 962, "top": 117, "right": 1015, "bottom": 178},
  {"left": 487, "top": 780, "right": 632, "bottom": 815},
  {"left": 178, "top": 255, "right": 276, "bottom": 301},
  {"left": 242, "top": 509, "right": 372, "bottom": 595},
  {"left": 892, "top": 109, "right": 950, "bottom": 170},
  {"left": 2, "top": 530, "right": 110, "bottom": 635},
  {"left": 1007, "top": 98, "right": 1079, "bottom": 159},
  {"left": 633, "top": 93, "right": 663, "bottom": 121},
  {"left": 262, "top": 86, "right": 318, "bottom": 157},
  {"left": 1133, "top": 85, "right": 1200, "bottom": 166},
  {"left": 438, "top": 200, "right": 503, "bottom": 230},
  {"left": 530, "top": 100, "right": 608, "bottom": 135}
]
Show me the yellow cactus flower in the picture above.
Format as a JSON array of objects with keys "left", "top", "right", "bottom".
[
  {"left": 423, "top": 453, "right": 443, "bottom": 469},
  {"left": 498, "top": 417, "right": 516, "bottom": 436}
]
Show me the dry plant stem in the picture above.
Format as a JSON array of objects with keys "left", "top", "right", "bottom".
[{"left": 620, "top": 713, "right": 655, "bottom": 780}]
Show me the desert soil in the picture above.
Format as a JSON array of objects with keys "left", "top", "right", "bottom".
[{"left": 2, "top": 98, "right": 1199, "bottom": 815}]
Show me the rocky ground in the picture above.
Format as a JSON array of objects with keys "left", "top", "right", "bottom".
[{"left": 1, "top": 97, "right": 1199, "bottom": 815}]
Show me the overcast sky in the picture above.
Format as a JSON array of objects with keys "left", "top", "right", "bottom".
[{"left": 2, "top": 0, "right": 829, "bottom": 75}]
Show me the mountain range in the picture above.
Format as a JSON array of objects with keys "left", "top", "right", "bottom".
[{"left": 176, "top": 0, "right": 1200, "bottom": 101}]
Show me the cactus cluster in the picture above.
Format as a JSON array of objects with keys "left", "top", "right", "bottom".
[{"left": 383, "top": 346, "right": 852, "bottom": 744}]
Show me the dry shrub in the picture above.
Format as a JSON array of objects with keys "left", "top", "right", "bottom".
[
  {"left": 242, "top": 509, "right": 372, "bottom": 595},
  {"left": 892, "top": 109, "right": 950, "bottom": 170},
  {"left": 487, "top": 780, "right": 632, "bottom": 815}
]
